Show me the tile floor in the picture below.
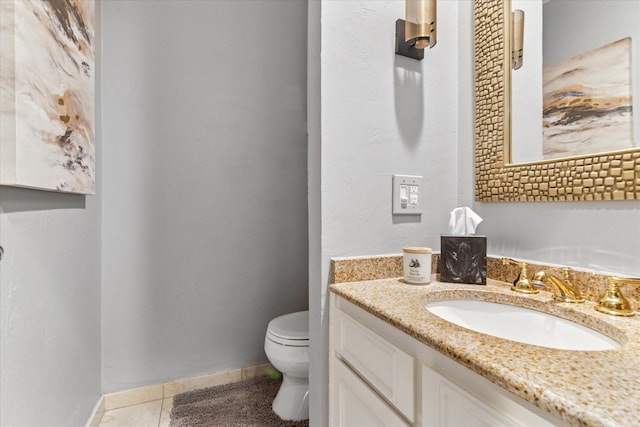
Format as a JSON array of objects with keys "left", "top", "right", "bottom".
[
  {"left": 99, "top": 398, "right": 172, "bottom": 427},
  {"left": 96, "top": 363, "right": 273, "bottom": 426}
]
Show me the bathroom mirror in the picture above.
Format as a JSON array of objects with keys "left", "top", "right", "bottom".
[{"left": 474, "top": 0, "right": 640, "bottom": 202}]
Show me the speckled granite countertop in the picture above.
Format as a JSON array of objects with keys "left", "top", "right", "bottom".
[{"left": 330, "top": 277, "right": 640, "bottom": 427}]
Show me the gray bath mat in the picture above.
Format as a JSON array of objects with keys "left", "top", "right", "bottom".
[{"left": 170, "top": 376, "right": 309, "bottom": 427}]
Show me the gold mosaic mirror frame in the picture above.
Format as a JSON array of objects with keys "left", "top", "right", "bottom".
[{"left": 474, "top": 0, "right": 640, "bottom": 202}]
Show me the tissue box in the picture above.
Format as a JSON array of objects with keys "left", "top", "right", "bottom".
[{"left": 440, "top": 235, "right": 487, "bottom": 285}]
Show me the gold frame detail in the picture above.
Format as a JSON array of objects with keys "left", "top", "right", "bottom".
[{"left": 474, "top": 0, "right": 640, "bottom": 202}]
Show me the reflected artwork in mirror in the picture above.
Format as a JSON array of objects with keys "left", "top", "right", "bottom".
[
  {"left": 542, "top": 38, "right": 633, "bottom": 160},
  {"left": 511, "top": 0, "right": 639, "bottom": 164},
  {"left": 474, "top": 0, "right": 639, "bottom": 202}
]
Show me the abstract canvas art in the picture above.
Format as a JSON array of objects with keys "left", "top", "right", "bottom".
[
  {"left": 0, "top": 0, "right": 95, "bottom": 194},
  {"left": 542, "top": 38, "right": 633, "bottom": 160}
]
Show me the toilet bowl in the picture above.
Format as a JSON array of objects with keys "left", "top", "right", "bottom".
[{"left": 264, "top": 310, "right": 309, "bottom": 421}]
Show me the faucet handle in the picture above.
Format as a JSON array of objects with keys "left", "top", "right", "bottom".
[
  {"left": 561, "top": 267, "right": 578, "bottom": 288},
  {"left": 502, "top": 257, "right": 522, "bottom": 267},
  {"left": 502, "top": 258, "right": 539, "bottom": 294},
  {"left": 595, "top": 276, "right": 640, "bottom": 317},
  {"left": 610, "top": 276, "right": 640, "bottom": 286}
]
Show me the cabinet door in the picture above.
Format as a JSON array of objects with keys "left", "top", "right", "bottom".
[
  {"left": 335, "top": 309, "right": 415, "bottom": 420},
  {"left": 422, "top": 365, "right": 520, "bottom": 427},
  {"left": 331, "top": 360, "right": 410, "bottom": 427}
]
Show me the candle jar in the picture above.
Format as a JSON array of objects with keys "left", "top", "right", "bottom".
[{"left": 403, "top": 247, "right": 432, "bottom": 284}]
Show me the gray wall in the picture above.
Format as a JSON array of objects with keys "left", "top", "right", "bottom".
[
  {"left": 0, "top": 6, "right": 102, "bottom": 426},
  {"left": 306, "top": 0, "right": 322, "bottom": 423},
  {"left": 101, "top": 0, "right": 309, "bottom": 392},
  {"left": 310, "top": 1, "right": 461, "bottom": 425},
  {"left": 0, "top": 196, "right": 102, "bottom": 427}
]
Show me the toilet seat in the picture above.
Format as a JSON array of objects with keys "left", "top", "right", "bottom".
[
  {"left": 267, "top": 311, "right": 309, "bottom": 347},
  {"left": 267, "top": 331, "right": 309, "bottom": 347}
]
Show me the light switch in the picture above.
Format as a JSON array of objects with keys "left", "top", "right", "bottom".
[
  {"left": 400, "top": 185, "right": 409, "bottom": 208},
  {"left": 393, "top": 174, "right": 422, "bottom": 215}
]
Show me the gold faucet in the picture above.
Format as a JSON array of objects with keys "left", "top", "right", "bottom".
[
  {"left": 595, "top": 276, "right": 640, "bottom": 317},
  {"left": 531, "top": 268, "right": 584, "bottom": 303},
  {"left": 502, "top": 258, "right": 538, "bottom": 294}
]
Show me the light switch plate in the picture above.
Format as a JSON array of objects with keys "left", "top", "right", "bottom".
[{"left": 392, "top": 174, "right": 423, "bottom": 215}]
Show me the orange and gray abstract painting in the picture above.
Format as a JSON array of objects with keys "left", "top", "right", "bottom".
[
  {"left": 1, "top": 0, "right": 95, "bottom": 194},
  {"left": 543, "top": 38, "right": 633, "bottom": 161}
]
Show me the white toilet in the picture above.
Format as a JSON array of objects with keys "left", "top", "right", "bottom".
[{"left": 264, "top": 310, "right": 309, "bottom": 421}]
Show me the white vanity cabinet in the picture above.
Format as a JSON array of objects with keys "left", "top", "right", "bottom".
[{"left": 329, "top": 293, "right": 565, "bottom": 427}]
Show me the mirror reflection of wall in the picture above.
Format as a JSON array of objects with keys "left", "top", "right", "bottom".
[
  {"left": 511, "top": 0, "right": 542, "bottom": 164},
  {"left": 510, "top": 0, "right": 640, "bottom": 165}
]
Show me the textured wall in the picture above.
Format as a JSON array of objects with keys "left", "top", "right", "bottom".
[
  {"left": 0, "top": 4, "right": 102, "bottom": 426},
  {"left": 101, "top": 0, "right": 308, "bottom": 392},
  {"left": 310, "top": 1, "right": 461, "bottom": 425}
]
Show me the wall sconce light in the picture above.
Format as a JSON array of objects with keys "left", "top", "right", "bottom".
[
  {"left": 511, "top": 9, "right": 524, "bottom": 69},
  {"left": 395, "top": 0, "right": 437, "bottom": 60}
]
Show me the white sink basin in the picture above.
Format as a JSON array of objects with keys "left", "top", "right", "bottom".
[{"left": 425, "top": 299, "right": 620, "bottom": 351}]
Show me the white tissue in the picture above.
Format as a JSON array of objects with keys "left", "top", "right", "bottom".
[{"left": 448, "top": 207, "right": 482, "bottom": 235}]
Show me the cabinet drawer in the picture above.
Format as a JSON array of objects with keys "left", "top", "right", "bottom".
[
  {"left": 332, "top": 359, "right": 410, "bottom": 427},
  {"left": 335, "top": 310, "right": 415, "bottom": 421}
]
